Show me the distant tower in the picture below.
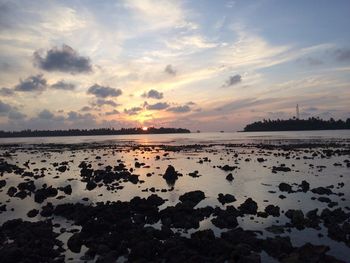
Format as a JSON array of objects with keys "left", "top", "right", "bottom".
[{"left": 296, "top": 104, "right": 300, "bottom": 119}]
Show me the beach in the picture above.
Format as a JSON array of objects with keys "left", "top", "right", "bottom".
[{"left": 0, "top": 131, "right": 350, "bottom": 262}]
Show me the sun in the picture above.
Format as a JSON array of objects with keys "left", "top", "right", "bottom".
[{"left": 142, "top": 126, "right": 148, "bottom": 131}]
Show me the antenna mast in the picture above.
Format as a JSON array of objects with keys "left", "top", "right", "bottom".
[{"left": 296, "top": 104, "right": 300, "bottom": 119}]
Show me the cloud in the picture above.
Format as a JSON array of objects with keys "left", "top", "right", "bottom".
[
  {"left": 105, "top": 109, "right": 119, "bottom": 116},
  {"left": 87, "top": 84, "right": 122, "bottom": 98},
  {"left": 93, "top": 98, "right": 119, "bottom": 107},
  {"left": 0, "top": 87, "right": 15, "bottom": 96},
  {"left": 165, "top": 35, "right": 218, "bottom": 51},
  {"left": 164, "top": 64, "right": 176, "bottom": 75},
  {"left": 142, "top": 89, "right": 163, "bottom": 99},
  {"left": 0, "top": 100, "right": 26, "bottom": 120},
  {"left": 67, "top": 111, "right": 96, "bottom": 122},
  {"left": 38, "top": 109, "right": 54, "bottom": 119},
  {"left": 146, "top": 102, "right": 169, "bottom": 110},
  {"left": 0, "top": 100, "right": 12, "bottom": 114},
  {"left": 124, "top": 107, "right": 143, "bottom": 115},
  {"left": 167, "top": 105, "right": 191, "bottom": 113},
  {"left": 51, "top": 80, "right": 76, "bottom": 90},
  {"left": 223, "top": 74, "right": 242, "bottom": 87},
  {"left": 33, "top": 44, "right": 92, "bottom": 74},
  {"left": 80, "top": 106, "right": 93, "bottom": 112},
  {"left": 36, "top": 109, "right": 65, "bottom": 122},
  {"left": 334, "top": 48, "right": 350, "bottom": 62},
  {"left": 8, "top": 110, "right": 26, "bottom": 120},
  {"left": 14, "top": 74, "right": 47, "bottom": 92},
  {"left": 123, "top": 0, "right": 196, "bottom": 31}
]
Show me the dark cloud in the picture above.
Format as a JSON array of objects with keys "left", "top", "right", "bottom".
[
  {"left": 0, "top": 87, "right": 15, "bottom": 96},
  {"left": 124, "top": 107, "right": 142, "bottom": 115},
  {"left": 37, "top": 109, "right": 65, "bottom": 122},
  {"left": 87, "top": 84, "right": 122, "bottom": 98},
  {"left": 33, "top": 44, "right": 92, "bottom": 74},
  {"left": 142, "top": 89, "right": 163, "bottom": 99},
  {"left": 146, "top": 102, "right": 169, "bottom": 110},
  {"left": 80, "top": 106, "right": 93, "bottom": 112},
  {"left": 334, "top": 48, "right": 350, "bottom": 62},
  {"left": 105, "top": 109, "right": 119, "bottom": 116},
  {"left": 38, "top": 109, "right": 54, "bottom": 120},
  {"left": 93, "top": 99, "right": 119, "bottom": 107},
  {"left": 67, "top": 111, "right": 95, "bottom": 122},
  {"left": 167, "top": 105, "right": 191, "bottom": 113},
  {"left": 164, "top": 64, "right": 176, "bottom": 75},
  {"left": 223, "top": 74, "right": 242, "bottom": 87},
  {"left": 8, "top": 110, "right": 26, "bottom": 120},
  {"left": 0, "top": 100, "right": 12, "bottom": 114},
  {"left": 51, "top": 80, "right": 76, "bottom": 90},
  {"left": 0, "top": 100, "right": 26, "bottom": 120},
  {"left": 14, "top": 74, "right": 47, "bottom": 92}
]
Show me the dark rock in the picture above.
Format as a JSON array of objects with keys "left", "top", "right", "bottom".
[
  {"left": 279, "top": 182, "right": 292, "bottom": 193},
  {"left": 318, "top": 197, "right": 331, "bottom": 203},
  {"left": 238, "top": 198, "right": 258, "bottom": 215},
  {"left": 285, "top": 209, "right": 305, "bottom": 228},
  {"left": 17, "top": 181, "right": 36, "bottom": 192},
  {"left": 218, "top": 193, "right": 236, "bottom": 204},
  {"left": 311, "top": 187, "right": 333, "bottom": 195},
  {"left": 300, "top": 180, "right": 310, "bottom": 192},
  {"left": 220, "top": 165, "right": 237, "bottom": 171},
  {"left": 59, "top": 185, "right": 72, "bottom": 195},
  {"left": 226, "top": 173, "right": 234, "bottom": 181},
  {"left": 163, "top": 165, "right": 178, "bottom": 185},
  {"left": 67, "top": 233, "right": 83, "bottom": 253},
  {"left": 57, "top": 166, "right": 67, "bottom": 173},
  {"left": 212, "top": 206, "right": 239, "bottom": 229},
  {"left": 27, "top": 209, "right": 39, "bottom": 218},
  {"left": 14, "top": 191, "right": 27, "bottom": 199},
  {"left": 0, "top": 179, "right": 6, "bottom": 188},
  {"left": 86, "top": 181, "right": 97, "bottom": 191},
  {"left": 34, "top": 186, "right": 58, "bottom": 203},
  {"left": 263, "top": 236, "right": 293, "bottom": 258},
  {"left": 7, "top": 186, "right": 17, "bottom": 197},
  {"left": 0, "top": 219, "right": 62, "bottom": 262},
  {"left": 40, "top": 203, "right": 54, "bottom": 217},
  {"left": 272, "top": 166, "right": 291, "bottom": 173},
  {"left": 265, "top": 205, "right": 280, "bottom": 217},
  {"left": 179, "top": 190, "right": 205, "bottom": 207}
]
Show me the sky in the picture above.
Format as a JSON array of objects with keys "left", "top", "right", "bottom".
[{"left": 0, "top": 0, "right": 350, "bottom": 132}]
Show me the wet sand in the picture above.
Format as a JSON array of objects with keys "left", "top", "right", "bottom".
[{"left": 0, "top": 140, "right": 349, "bottom": 262}]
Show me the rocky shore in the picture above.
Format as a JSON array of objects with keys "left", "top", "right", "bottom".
[{"left": 0, "top": 141, "right": 349, "bottom": 262}]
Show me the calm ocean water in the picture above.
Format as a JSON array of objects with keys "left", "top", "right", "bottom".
[{"left": 1, "top": 130, "right": 349, "bottom": 145}]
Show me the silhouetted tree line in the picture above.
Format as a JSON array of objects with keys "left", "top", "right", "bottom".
[
  {"left": 0, "top": 127, "right": 191, "bottom": 138},
  {"left": 243, "top": 117, "right": 350, "bottom": 132}
]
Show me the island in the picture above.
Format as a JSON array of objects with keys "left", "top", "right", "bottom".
[
  {"left": 243, "top": 117, "right": 350, "bottom": 132},
  {"left": 0, "top": 127, "right": 191, "bottom": 138}
]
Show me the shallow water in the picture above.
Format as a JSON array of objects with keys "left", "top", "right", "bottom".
[
  {"left": 0, "top": 130, "right": 349, "bottom": 145},
  {"left": 0, "top": 131, "right": 350, "bottom": 262}
]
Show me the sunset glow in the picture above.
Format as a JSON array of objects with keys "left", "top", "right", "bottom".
[{"left": 0, "top": 1, "right": 349, "bottom": 132}]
